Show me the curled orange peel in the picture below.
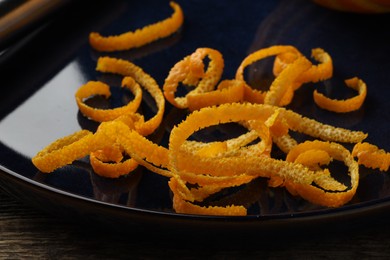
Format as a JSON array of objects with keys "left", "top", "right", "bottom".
[
  {"left": 271, "top": 48, "right": 333, "bottom": 106},
  {"left": 169, "top": 177, "right": 247, "bottom": 216},
  {"left": 32, "top": 130, "right": 108, "bottom": 173},
  {"left": 313, "top": 77, "right": 367, "bottom": 113},
  {"left": 352, "top": 142, "right": 390, "bottom": 171},
  {"left": 286, "top": 140, "right": 359, "bottom": 207},
  {"left": 89, "top": 1, "right": 184, "bottom": 52},
  {"left": 75, "top": 77, "right": 142, "bottom": 122},
  {"left": 163, "top": 47, "right": 224, "bottom": 109},
  {"left": 96, "top": 56, "right": 165, "bottom": 136},
  {"left": 264, "top": 56, "right": 312, "bottom": 106},
  {"left": 118, "top": 127, "right": 172, "bottom": 178},
  {"left": 186, "top": 79, "right": 245, "bottom": 111},
  {"left": 235, "top": 45, "right": 302, "bottom": 104},
  {"left": 299, "top": 48, "right": 333, "bottom": 83},
  {"left": 90, "top": 145, "right": 139, "bottom": 178},
  {"left": 274, "top": 48, "right": 333, "bottom": 84}
]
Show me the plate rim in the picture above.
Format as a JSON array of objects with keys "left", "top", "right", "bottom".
[{"left": 2, "top": 163, "right": 390, "bottom": 233}]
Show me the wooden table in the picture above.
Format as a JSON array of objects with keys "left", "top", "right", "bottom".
[{"left": 2, "top": 189, "right": 390, "bottom": 259}]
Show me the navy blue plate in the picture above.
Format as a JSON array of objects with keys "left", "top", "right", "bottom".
[{"left": 0, "top": 0, "right": 389, "bottom": 233}]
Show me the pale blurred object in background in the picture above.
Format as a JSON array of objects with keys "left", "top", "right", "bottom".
[{"left": 312, "top": 0, "right": 390, "bottom": 13}]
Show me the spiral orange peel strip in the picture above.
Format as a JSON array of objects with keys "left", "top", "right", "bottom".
[
  {"left": 285, "top": 140, "right": 359, "bottom": 207},
  {"left": 274, "top": 48, "right": 333, "bottom": 84},
  {"left": 75, "top": 77, "right": 143, "bottom": 122},
  {"left": 169, "top": 177, "right": 247, "bottom": 216},
  {"left": 313, "top": 77, "right": 367, "bottom": 113},
  {"left": 186, "top": 79, "right": 245, "bottom": 111},
  {"left": 95, "top": 56, "right": 165, "bottom": 136},
  {"left": 236, "top": 45, "right": 301, "bottom": 105},
  {"left": 163, "top": 47, "right": 225, "bottom": 109},
  {"left": 89, "top": 1, "right": 184, "bottom": 52},
  {"left": 352, "top": 142, "right": 390, "bottom": 171},
  {"left": 264, "top": 56, "right": 311, "bottom": 106},
  {"left": 90, "top": 145, "right": 139, "bottom": 178},
  {"left": 32, "top": 129, "right": 110, "bottom": 173}
]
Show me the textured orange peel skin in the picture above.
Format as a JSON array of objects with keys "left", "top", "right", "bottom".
[
  {"left": 89, "top": 1, "right": 184, "bottom": 52},
  {"left": 75, "top": 77, "right": 143, "bottom": 122},
  {"left": 286, "top": 140, "right": 359, "bottom": 207},
  {"left": 352, "top": 142, "right": 390, "bottom": 171},
  {"left": 163, "top": 47, "right": 225, "bottom": 109}
]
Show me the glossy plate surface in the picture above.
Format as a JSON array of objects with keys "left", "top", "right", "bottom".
[{"left": 0, "top": 0, "right": 389, "bottom": 233}]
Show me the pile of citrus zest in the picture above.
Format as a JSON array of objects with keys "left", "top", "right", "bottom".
[
  {"left": 32, "top": 40, "right": 389, "bottom": 216},
  {"left": 313, "top": 77, "right": 367, "bottom": 113},
  {"left": 34, "top": 55, "right": 166, "bottom": 178},
  {"left": 352, "top": 142, "right": 390, "bottom": 172},
  {"left": 162, "top": 102, "right": 368, "bottom": 215},
  {"left": 89, "top": 1, "right": 184, "bottom": 52},
  {"left": 285, "top": 140, "right": 359, "bottom": 207},
  {"left": 168, "top": 103, "right": 363, "bottom": 181},
  {"left": 75, "top": 77, "right": 142, "bottom": 122},
  {"left": 85, "top": 55, "right": 166, "bottom": 178},
  {"left": 95, "top": 56, "right": 165, "bottom": 136},
  {"left": 164, "top": 45, "right": 333, "bottom": 110},
  {"left": 163, "top": 47, "right": 225, "bottom": 109}
]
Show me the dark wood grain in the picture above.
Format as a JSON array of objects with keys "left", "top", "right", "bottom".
[{"left": 2, "top": 189, "right": 390, "bottom": 259}]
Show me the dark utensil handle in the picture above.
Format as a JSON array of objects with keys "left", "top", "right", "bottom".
[{"left": 0, "top": 0, "right": 72, "bottom": 51}]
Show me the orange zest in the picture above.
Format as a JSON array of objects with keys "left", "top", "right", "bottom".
[
  {"left": 285, "top": 140, "right": 359, "bottom": 207},
  {"left": 163, "top": 47, "right": 225, "bottom": 109},
  {"left": 32, "top": 36, "right": 389, "bottom": 217},
  {"left": 313, "top": 77, "right": 367, "bottom": 113},
  {"left": 235, "top": 45, "right": 301, "bottom": 105},
  {"left": 169, "top": 177, "right": 247, "bottom": 216},
  {"left": 274, "top": 48, "right": 333, "bottom": 84},
  {"left": 90, "top": 145, "right": 139, "bottom": 178},
  {"left": 75, "top": 77, "right": 142, "bottom": 122},
  {"left": 89, "top": 1, "right": 184, "bottom": 52},
  {"left": 32, "top": 130, "right": 108, "bottom": 173},
  {"left": 352, "top": 142, "right": 390, "bottom": 171},
  {"left": 264, "top": 56, "right": 311, "bottom": 106},
  {"left": 95, "top": 56, "right": 165, "bottom": 136},
  {"left": 186, "top": 79, "right": 245, "bottom": 111}
]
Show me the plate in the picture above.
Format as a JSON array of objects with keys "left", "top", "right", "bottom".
[{"left": 0, "top": 0, "right": 389, "bottom": 234}]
